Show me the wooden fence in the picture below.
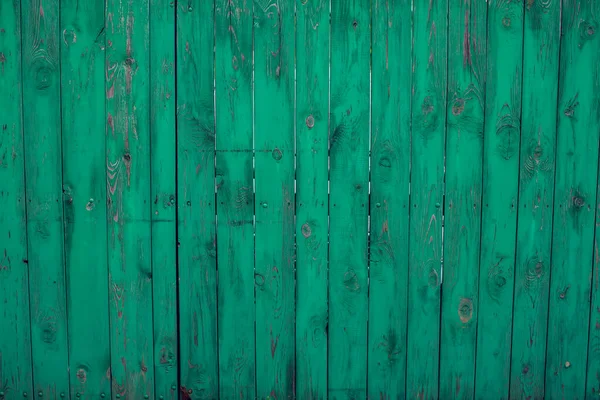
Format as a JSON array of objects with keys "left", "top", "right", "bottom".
[{"left": 1, "top": 0, "right": 599, "bottom": 399}]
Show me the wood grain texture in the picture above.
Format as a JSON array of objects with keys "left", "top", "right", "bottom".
[
  {"left": 22, "top": 0, "right": 70, "bottom": 397},
  {"left": 545, "top": 1, "right": 600, "bottom": 397},
  {"left": 61, "top": 0, "right": 110, "bottom": 398},
  {"left": 215, "top": 0, "right": 255, "bottom": 397},
  {"left": 474, "top": 1, "right": 523, "bottom": 399},
  {"left": 328, "top": 0, "right": 370, "bottom": 397},
  {"left": 440, "top": 0, "right": 487, "bottom": 398},
  {"left": 176, "top": 0, "right": 218, "bottom": 398},
  {"left": 105, "top": 0, "right": 154, "bottom": 398},
  {"left": 295, "top": 0, "right": 329, "bottom": 397},
  {"left": 150, "top": 1, "right": 177, "bottom": 399},
  {"left": 509, "top": 1, "right": 561, "bottom": 398},
  {"left": 0, "top": 1, "right": 34, "bottom": 398},
  {"left": 253, "top": 0, "right": 295, "bottom": 397},
  {"left": 407, "top": 0, "right": 447, "bottom": 398},
  {"left": 367, "top": 0, "right": 411, "bottom": 398}
]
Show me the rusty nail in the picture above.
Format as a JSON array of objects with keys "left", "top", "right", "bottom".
[{"left": 188, "top": 390, "right": 193, "bottom": 394}]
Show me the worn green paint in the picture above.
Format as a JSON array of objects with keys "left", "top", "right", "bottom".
[
  {"left": 5, "top": 2, "right": 600, "bottom": 399},
  {"left": 407, "top": 0, "right": 447, "bottom": 398},
  {"left": 253, "top": 0, "right": 295, "bottom": 397},
  {"left": 367, "top": 0, "right": 411, "bottom": 398},
  {"left": 328, "top": 0, "right": 370, "bottom": 397},
  {"left": 105, "top": 0, "right": 154, "bottom": 398},
  {"left": 21, "top": 0, "right": 70, "bottom": 398},
  {"left": 215, "top": 0, "right": 255, "bottom": 397},
  {"left": 474, "top": 1, "right": 523, "bottom": 399},
  {"left": 295, "top": 0, "right": 329, "bottom": 397},
  {"left": 61, "top": 0, "right": 110, "bottom": 398},
  {"left": 509, "top": 1, "right": 561, "bottom": 399},
  {"left": 545, "top": 0, "right": 600, "bottom": 397},
  {"left": 0, "top": 2, "right": 33, "bottom": 398},
  {"left": 150, "top": 1, "right": 177, "bottom": 399},
  {"left": 441, "top": 1, "right": 486, "bottom": 398},
  {"left": 176, "top": 0, "right": 218, "bottom": 398}
]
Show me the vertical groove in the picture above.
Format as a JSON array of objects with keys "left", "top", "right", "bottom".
[
  {"left": 174, "top": 0, "right": 181, "bottom": 396},
  {"left": 212, "top": 0, "right": 220, "bottom": 395},
  {"left": 506, "top": 0, "right": 527, "bottom": 393},
  {"left": 326, "top": 0, "right": 332, "bottom": 395},
  {"left": 365, "top": 0, "right": 373, "bottom": 393},
  {"left": 148, "top": 0, "right": 156, "bottom": 398},
  {"left": 252, "top": 2, "right": 257, "bottom": 397}
]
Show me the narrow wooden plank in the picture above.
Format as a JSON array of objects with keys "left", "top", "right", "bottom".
[
  {"left": 105, "top": 0, "right": 154, "bottom": 398},
  {"left": 21, "top": 0, "right": 70, "bottom": 397},
  {"left": 295, "top": 0, "right": 329, "bottom": 397},
  {"left": 440, "top": 0, "right": 487, "bottom": 398},
  {"left": 367, "top": 0, "right": 411, "bottom": 398},
  {"left": 509, "top": 0, "right": 561, "bottom": 398},
  {"left": 176, "top": 0, "right": 218, "bottom": 397},
  {"left": 61, "top": 0, "right": 110, "bottom": 398},
  {"left": 253, "top": 0, "right": 295, "bottom": 396},
  {"left": 545, "top": 1, "right": 600, "bottom": 397},
  {"left": 406, "top": 0, "right": 447, "bottom": 397},
  {"left": 328, "top": 0, "right": 370, "bottom": 397},
  {"left": 474, "top": 1, "right": 524, "bottom": 398},
  {"left": 214, "top": 0, "right": 255, "bottom": 397},
  {"left": 0, "top": 1, "right": 34, "bottom": 398},
  {"left": 149, "top": 1, "right": 177, "bottom": 399}
]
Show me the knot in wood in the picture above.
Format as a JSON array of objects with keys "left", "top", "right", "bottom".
[
  {"left": 272, "top": 148, "right": 283, "bottom": 161},
  {"left": 452, "top": 98, "right": 465, "bottom": 116},
  {"left": 306, "top": 115, "right": 315, "bottom": 129},
  {"left": 573, "top": 195, "right": 585, "bottom": 208},
  {"left": 458, "top": 298, "right": 473, "bottom": 323},
  {"left": 301, "top": 223, "right": 312, "bottom": 238},
  {"left": 123, "top": 153, "right": 131, "bottom": 162},
  {"left": 502, "top": 16, "right": 511, "bottom": 28}
]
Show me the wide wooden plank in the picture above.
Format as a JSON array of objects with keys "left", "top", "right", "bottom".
[
  {"left": 176, "top": 1, "right": 218, "bottom": 397},
  {"left": 367, "top": 0, "right": 411, "bottom": 398},
  {"left": 545, "top": 0, "right": 600, "bottom": 397},
  {"left": 214, "top": 0, "right": 255, "bottom": 397},
  {"left": 149, "top": 1, "right": 177, "bottom": 399},
  {"left": 328, "top": 0, "right": 370, "bottom": 397},
  {"left": 295, "top": 0, "right": 329, "bottom": 397},
  {"left": 105, "top": 0, "right": 154, "bottom": 398},
  {"left": 61, "top": 0, "right": 110, "bottom": 398},
  {"left": 474, "top": 1, "right": 523, "bottom": 398},
  {"left": 406, "top": 0, "right": 447, "bottom": 397},
  {"left": 253, "top": 0, "right": 295, "bottom": 396},
  {"left": 509, "top": 0, "right": 561, "bottom": 398},
  {"left": 21, "top": 0, "right": 70, "bottom": 397},
  {"left": 0, "top": 1, "right": 34, "bottom": 398},
  {"left": 440, "top": 0, "right": 487, "bottom": 397}
]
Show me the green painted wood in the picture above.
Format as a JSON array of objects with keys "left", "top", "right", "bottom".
[
  {"left": 0, "top": 1, "right": 34, "bottom": 398},
  {"left": 545, "top": 1, "right": 600, "bottom": 397},
  {"left": 295, "top": 0, "right": 329, "bottom": 397},
  {"left": 509, "top": 0, "right": 561, "bottom": 398},
  {"left": 60, "top": 0, "right": 110, "bottom": 398},
  {"left": 21, "top": 0, "right": 70, "bottom": 397},
  {"left": 367, "top": 0, "right": 411, "bottom": 398},
  {"left": 105, "top": 0, "right": 154, "bottom": 398},
  {"left": 253, "top": 0, "right": 295, "bottom": 397},
  {"left": 149, "top": 1, "right": 177, "bottom": 399},
  {"left": 214, "top": 0, "right": 255, "bottom": 397},
  {"left": 441, "top": 1, "right": 487, "bottom": 398},
  {"left": 406, "top": 0, "right": 447, "bottom": 397},
  {"left": 474, "top": 1, "right": 524, "bottom": 399},
  {"left": 176, "top": 0, "right": 218, "bottom": 397},
  {"left": 328, "top": 0, "right": 370, "bottom": 397}
]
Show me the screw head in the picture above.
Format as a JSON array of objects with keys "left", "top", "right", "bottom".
[
  {"left": 435, "top": 202, "right": 441, "bottom": 208},
  {"left": 375, "top": 203, "right": 381, "bottom": 208},
  {"left": 116, "top": 395, "right": 121, "bottom": 399},
  {"left": 262, "top": 202, "right": 268, "bottom": 208},
  {"left": 565, "top": 361, "right": 571, "bottom": 368},
  {"left": 0, "top": 391, "right": 5, "bottom": 397},
  {"left": 76, "top": 393, "right": 81, "bottom": 398},
  {"left": 144, "top": 395, "right": 149, "bottom": 399},
  {"left": 23, "top": 393, "right": 27, "bottom": 398},
  {"left": 38, "top": 392, "right": 43, "bottom": 397},
  {"left": 101, "top": 394, "right": 105, "bottom": 398},
  {"left": 60, "top": 394, "right": 65, "bottom": 398},
  {"left": 159, "top": 397, "right": 164, "bottom": 400},
  {"left": 171, "top": 385, "right": 176, "bottom": 391}
]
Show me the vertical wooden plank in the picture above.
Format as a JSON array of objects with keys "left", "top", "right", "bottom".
[
  {"left": 367, "top": 0, "right": 411, "bottom": 398},
  {"left": 214, "top": 0, "right": 255, "bottom": 397},
  {"left": 0, "top": 1, "right": 34, "bottom": 398},
  {"left": 546, "top": 0, "right": 600, "bottom": 397},
  {"left": 21, "top": 0, "right": 70, "bottom": 397},
  {"left": 150, "top": 0, "right": 177, "bottom": 399},
  {"left": 295, "top": 0, "right": 329, "bottom": 397},
  {"left": 61, "top": 0, "right": 110, "bottom": 398},
  {"left": 474, "top": 1, "right": 524, "bottom": 398},
  {"left": 253, "top": 0, "right": 295, "bottom": 396},
  {"left": 328, "top": 0, "right": 370, "bottom": 397},
  {"left": 105, "top": 0, "right": 154, "bottom": 398},
  {"left": 509, "top": 0, "right": 561, "bottom": 398},
  {"left": 406, "top": 0, "right": 447, "bottom": 397},
  {"left": 440, "top": 0, "right": 487, "bottom": 398},
  {"left": 176, "top": 0, "right": 218, "bottom": 397}
]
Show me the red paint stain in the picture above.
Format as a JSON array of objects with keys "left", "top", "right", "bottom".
[
  {"left": 270, "top": 328, "right": 279, "bottom": 358},
  {"left": 107, "top": 83, "right": 114, "bottom": 99},
  {"left": 107, "top": 113, "right": 114, "bottom": 135},
  {"left": 456, "top": 376, "right": 461, "bottom": 396},
  {"left": 39, "top": 3, "right": 44, "bottom": 17},
  {"left": 121, "top": 357, "right": 127, "bottom": 370},
  {"left": 270, "top": 390, "right": 277, "bottom": 399}
]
